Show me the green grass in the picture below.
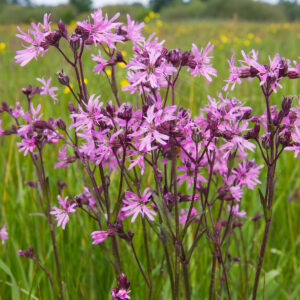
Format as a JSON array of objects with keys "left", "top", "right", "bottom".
[{"left": 1, "top": 19, "right": 300, "bottom": 299}]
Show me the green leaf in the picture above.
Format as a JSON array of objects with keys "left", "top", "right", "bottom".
[{"left": 0, "top": 260, "right": 20, "bottom": 300}]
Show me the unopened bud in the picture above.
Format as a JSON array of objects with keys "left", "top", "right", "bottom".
[
  {"left": 58, "top": 19, "right": 68, "bottom": 39},
  {"left": 56, "top": 70, "right": 69, "bottom": 86}
]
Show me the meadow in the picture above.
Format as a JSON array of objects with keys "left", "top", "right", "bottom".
[{"left": 1, "top": 13, "right": 300, "bottom": 299}]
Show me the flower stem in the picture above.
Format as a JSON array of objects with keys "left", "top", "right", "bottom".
[{"left": 252, "top": 217, "right": 272, "bottom": 300}]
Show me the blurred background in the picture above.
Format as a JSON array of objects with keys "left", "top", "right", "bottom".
[{"left": 0, "top": 0, "right": 300, "bottom": 24}]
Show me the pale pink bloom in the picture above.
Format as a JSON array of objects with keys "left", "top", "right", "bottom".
[
  {"left": 17, "top": 136, "right": 36, "bottom": 156},
  {"left": 91, "top": 229, "right": 114, "bottom": 245},
  {"left": 91, "top": 50, "right": 107, "bottom": 74},
  {"left": 124, "top": 14, "right": 144, "bottom": 44},
  {"left": 285, "top": 127, "right": 300, "bottom": 157},
  {"left": 229, "top": 185, "right": 243, "bottom": 202},
  {"left": 37, "top": 77, "right": 58, "bottom": 103},
  {"left": 124, "top": 34, "right": 176, "bottom": 94},
  {"left": 12, "top": 102, "right": 25, "bottom": 118},
  {"left": 77, "top": 8, "right": 122, "bottom": 48},
  {"left": 188, "top": 42, "right": 217, "bottom": 82},
  {"left": 50, "top": 195, "right": 76, "bottom": 230},
  {"left": 54, "top": 145, "right": 69, "bottom": 169},
  {"left": 122, "top": 188, "right": 156, "bottom": 222},
  {"left": 128, "top": 150, "right": 145, "bottom": 175},
  {"left": 133, "top": 105, "right": 176, "bottom": 152},
  {"left": 177, "top": 163, "right": 207, "bottom": 189},
  {"left": 111, "top": 288, "right": 131, "bottom": 299},
  {"left": 232, "top": 160, "right": 263, "bottom": 190},
  {"left": 223, "top": 55, "right": 242, "bottom": 91},
  {"left": 15, "top": 14, "right": 51, "bottom": 66},
  {"left": 70, "top": 94, "right": 107, "bottom": 131},
  {"left": 179, "top": 208, "right": 197, "bottom": 225},
  {"left": 0, "top": 224, "right": 8, "bottom": 245},
  {"left": 228, "top": 204, "right": 246, "bottom": 218}
]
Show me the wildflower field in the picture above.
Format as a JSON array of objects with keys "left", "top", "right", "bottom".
[{"left": 1, "top": 12, "right": 300, "bottom": 299}]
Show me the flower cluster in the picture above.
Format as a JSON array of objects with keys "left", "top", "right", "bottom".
[{"left": 2, "top": 8, "right": 300, "bottom": 300}]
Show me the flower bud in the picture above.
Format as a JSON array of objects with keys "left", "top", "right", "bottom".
[
  {"left": 56, "top": 70, "right": 70, "bottom": 86},
  {"left": 181, "top": 50, "right": 191, "bottom": 66},
  {"left": 68, "top": 103, "right": 76, "bottom": 113},
  {"left": 188, "top": 56, "right": 196, "bottom": 69},
  {"left": 117, "top": 103, "right": 132, "bottom": 121},
  {"left": 168, "top": 49, "right": 181, "bottom": 67},
  {"left": 192, "top": 126, "right": 203, "bottom": 144},
  {"left": 58, "top": 19, "right": 68, "bottom": 39},
  {"left": 261, "top": 133, "right": 271, "bottom": 149},
  {"left": 55, "top": 118, "right": 66, "bottom": 130},
  {"left": 287, "top": 70, "right": 300, "bottom": 79},
  {"left": 44, "top": 31, "right": 61, "bottom": 46},
  {"left": 281, "top": 96, "right": 293, "bottom": 115},
  {"left": 118, "top": 273, "right": 130, "bottom": 290},
  {"left": 70, "top": 33, "right": 81, "bottom": 51}
]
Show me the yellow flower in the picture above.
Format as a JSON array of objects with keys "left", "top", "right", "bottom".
[
  {"left": 156, "top": 20, "right": 163, "bottom": 28},
  {"left": 106, "top": 69, "right": 112, "bottom": 77},
  {"left": 0, "top": 42, "right": 6, "bottom": 52},
  {"left": 244, "top": 40, "right": 250, "bottom": 46},
  {"left": 63, "top": 83, "right": 74, "bottom": 94},
  {"left": 220, "top": 35, "right": 229, "bottom": 44},
  {"left": 84, "top": 78, "right": 88, "bottom": 84},
  {"left": 144, "top": 16, "right": 150, "bottom": 23},
  {"left": 118, "top": 62, "right": 126, "bottom": 68},
  {"left": 121, "top": 51, "right": 127, "bottom": 57},
  {"left": 247, "top": 33, "right": 254, "bottom": 40},
  {"left": 120, "top": 79, "right": 129, "bottom": 89},
  {"left": 149, "top": 11, "right": 155, "bottom": 19}
]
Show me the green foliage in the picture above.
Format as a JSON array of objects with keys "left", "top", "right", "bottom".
[
  {"left": 69, "top": 0, "right": 91, "bottom": 13},
  {"left": 160, "top": 1, "right": 206, "bottom": 21},
  {"left": 0, "top": 4, "right": 78, "bottom": 24},
  {"left": 161, "top": 0, "right": 287, "bottom": 22},
  {"left": 150, "top": 0, "right": 182, "bottom": 12}
]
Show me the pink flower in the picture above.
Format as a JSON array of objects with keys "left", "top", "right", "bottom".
[
  {"left": 17, "top": 136, "right": 36, "bottom": 156},
  {"left": 122, "top": 188, "right": 156, "bottom": 222},
  {"left": 188, "top": 42, "right": 217, "bottom": 82},
  {"left": 285, "top": 127, "right": 300, "bottom": 157},
  {"left": 15, "top": 14, "right": 51, "bottom": 66},
  {"left": 179, "top": 208, "right": 197, "bottom": 225},
  {"left": 113, "top": 289, "right": 131, "bottom": 299},
  {"left": 92, "top": 50, "right": 107, "bottom": 74},
  {"left": 223, "top": 55, "right": 243, "bottom": 91},
  {"left": 37, "top": 77, "right": 58, "bottom": 103},
  {"left": 50, "top": 195, "right": 76, "bottom": 230},
  {"left": 91, "top": 229, "right": 114, "bottom": 245},
  {"left": 227, "top": 204, "right": 246, "bottom": 218},
  {"left": 77, "top": 8, "right": 122, "bottom": 48},
  {"left": 54, "top": 145, "right": 69, "bottom": 169},
  {"left": 124, "top": 14, "right": 144, "bottom": 44},
  {"left": 177, "top": 162, "right": 207, "bottom": 189},
  {"left": 0, "top": 224, "right": 8, "bottom": 245},
  {"left": 124, "top": 35, "right": 176, "bottom": 93},
  {"left": 232, "top": 160, "right": 263, "bottom": 190},
  {"left": 70, "top": 94, "right": 107, "bottom": 131},
  {"left": 133, "top": 105, "right": 176, "bottom": 152}
]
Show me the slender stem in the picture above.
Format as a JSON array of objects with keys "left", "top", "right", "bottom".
[
  {"left": 209, "top": 256, "right": 217, "bottom": 300},
  {"left": 252, "top": 218, "right": 272, "bottom": 300},
  {"left": 130, "top": 239, "right": 150, "bottom": 287},
  {"left": 142, "top": 218, "right": 152, "bottom": 300}
]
